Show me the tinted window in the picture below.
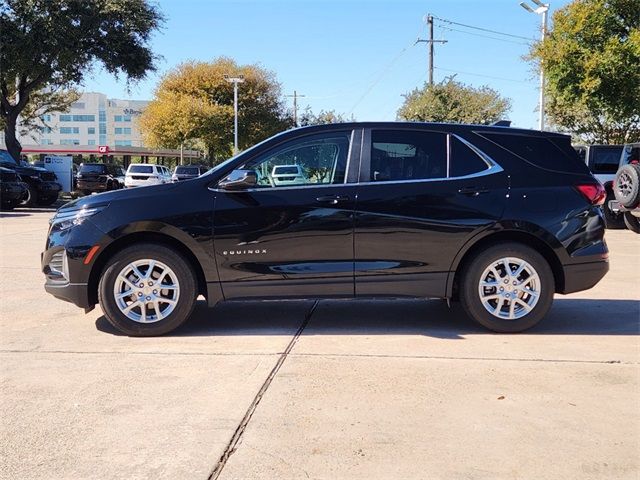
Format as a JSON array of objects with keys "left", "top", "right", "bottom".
[
  {"left": 450, "top": 138, "right": 489, "bottom": 177},
  {"left": 621, "top": 145, "right": 640, "bottom": 165},
  {"left": 370, "top": 130, "right": 447, "bottom": 182},
  {"left": 481, "top": 133, "right": 590, "bottom": 174},
  {"left": 80, "top": 164, "right": 106, "bottom": 174},
  {"left": 273, "top": 166, "right": 300, "bottom": 175},
  {"left": 129, "top": 165, "right": 153, "bottom": 174},
  {"left": 175, "top": 166, "right": 200, "bottom": 175},
  {"left": 589, "top": 146, "right": 624, "bottom": 173},
  {"left": 241, "top": 132, "right": 350, "bottom": 187}
]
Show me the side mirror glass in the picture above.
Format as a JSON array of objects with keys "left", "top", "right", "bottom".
[{"left": 218, "top": 169, "right": 258, "bottom": 190}]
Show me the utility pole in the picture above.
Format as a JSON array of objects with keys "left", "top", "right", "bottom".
[
  {"left": 286, "top": 90, "right": 306, "bottom": 127},
  {"left": 224, "top": 74, "right": 245, "bottom": 154},
  {"left": 520, "top": 0, "right": 550, "bottom": 130},
  {"left": 416, "top": 15, "right": 447, "bottom": 86}
]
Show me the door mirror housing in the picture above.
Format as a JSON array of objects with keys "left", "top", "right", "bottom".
[{"left": 218, "top": 169, "right": 258, "bottom": 190}]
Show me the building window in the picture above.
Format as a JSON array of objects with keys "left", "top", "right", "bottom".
[
  {"left": 88, "top": 127, "right": 95, "bottom": 134},
  {"left": 40, "top": 126, "right": 52, "bottom": 133},
  {"left": 60, "top": 114, "right": 72, "bottom": 121},
  {"left": 124, "top": 127, "right": 132, "bottom": 135},
  {"left": 41, "top": 114, "right": 52, "bottom": 122},
  {"left": 40, "top": 139, "right": 53, "bottom": 145},
  {"left": 115, "top": 140, "right": 132, "bottom": 146},
  {"left": 123, "top": 115, "right": 132, "bottom": 122},
  {"left": 88, "top": 139, "right": 96, "bottom": 145},
  {"left": 99, "top": 135, "right": 107, "bottom": 145},
  {"left": 99, "top": 124, "right": 107, "bottom": 134},
  {"left": 114, "top": 115, "right": 123, "bottom": 122},
  {"left": 59, "top": 114, "right": 95, "bottom": 122},
  {"left": 71, "top": 102, "right": 85, "bottom": 109},
  {"left": 60, "top": 127, "right": 80, "bottom": 134},
  {"left": 99, "top": 111, "right": 106, "bottom": 122},
  {"left": 60, "top": 139, "right": 80, "bottom": 145},
  {"left": 115, "top": 127, "right": 122, "bottom": 134}
]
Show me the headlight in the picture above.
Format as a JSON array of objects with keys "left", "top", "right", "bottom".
[{"left": 50, "top": 206, "right": 105, "bottom": 232}]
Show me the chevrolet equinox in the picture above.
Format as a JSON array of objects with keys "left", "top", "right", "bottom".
[{"left": 42, "top": 123, "right": 609, "bottom": 336}]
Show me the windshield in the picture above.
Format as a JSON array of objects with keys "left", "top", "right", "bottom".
[
  {"left": 175, "top": 166, "right": 200, "bottom": 175},
  {"left": 80, "top": 164, "right": 106, "bottom": 174},
  {"left": 128, "top": 165, "right": 153, "bottom": 174}
]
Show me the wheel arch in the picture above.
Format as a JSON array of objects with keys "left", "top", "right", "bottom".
[
  {"left": 87, "top": 231, "right": 208, "bottom": 306},
  {"left": 447, "top": 228, "right": 565, "bottom": 300}
]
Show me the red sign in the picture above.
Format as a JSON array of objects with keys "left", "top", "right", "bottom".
[{"left": 98, "top": 145, "right": 109, "bottom": 154}]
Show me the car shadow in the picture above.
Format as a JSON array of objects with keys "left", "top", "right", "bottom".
[{"left": 95, "top": 297, "right": 639, "bottom": 338}]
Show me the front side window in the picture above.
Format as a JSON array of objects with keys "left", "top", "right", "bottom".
[
  {"left": 370, "top": 130, "right": 447, "bottom": 182},
  {"left": 240, "top": 132, "right": 351, "bottom": 188}
]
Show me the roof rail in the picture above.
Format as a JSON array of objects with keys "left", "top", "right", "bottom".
[{"left": 491, "top": 120, "right": 511, "bottom": 127}]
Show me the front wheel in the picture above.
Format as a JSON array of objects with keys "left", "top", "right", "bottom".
[
  {"left": 98, "top": 243, "right": 198, "bottom": 336},
  {"left": 624, "top": 212, "right": 640, "bottom": 234},
  {"left": 460, "top": 243, "right": 555, "bottom": 333}
]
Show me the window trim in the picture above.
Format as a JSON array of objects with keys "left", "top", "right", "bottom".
[{"left": 209, "top": 129, "right": 359, "bottom": 192}]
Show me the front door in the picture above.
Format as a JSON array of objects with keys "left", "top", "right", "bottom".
[{"left": 213, "top": 130, "right": 359, "bottom": 299}]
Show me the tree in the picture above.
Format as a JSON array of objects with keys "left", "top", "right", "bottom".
[
  {"left": 139, "top": 58, "right": 292, "bottom": 163},
  {"left": 0, "top": 0, "right": 163, "bottom": 161},
  {"left": 299, "top": 107, "right": 354, "bottom": 126},
  {"left": 529, "top": 0, "right": 640, "bottom": 144},
  {"left": 397, "top": 77, "right": 512, "bottom": 125}
]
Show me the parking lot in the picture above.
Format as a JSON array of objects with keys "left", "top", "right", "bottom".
[{"left": 1, "top": 207, "right": 638, "bottom": 480}]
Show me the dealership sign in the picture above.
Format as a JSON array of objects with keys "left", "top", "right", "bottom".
[{"left": 98, "top": 146, "right": 109, "bottom": 154}]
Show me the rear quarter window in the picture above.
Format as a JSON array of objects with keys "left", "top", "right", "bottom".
[
  {"left": 128, "top": 165, "right": 153, "bottom": 174},
  {"left": 479, "top": 133, "right": 591, "bottom": 175}
]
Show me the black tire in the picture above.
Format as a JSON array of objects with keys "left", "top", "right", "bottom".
[
  {"left": 603, "top": 191, "right": 625, "bottom": 229},
  {"left": 614, "top": 164, "right": 640, "bottom": 209},
  {"left": 22, "top": 185, "right": 38, "bottom": 207},
  {"left": 623, "top": 212, "right": 640, "bottom": 234},
  {"left": 98, "top": 243, "right": 198, "bottom": 336},
  {"left": 37, "top": 195, "right": 58, "bottom": 206},
  {"left": 460, "top": 242, "right": 555, "bottom": 333}
]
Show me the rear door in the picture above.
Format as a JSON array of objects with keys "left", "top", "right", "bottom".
[
  {"left": 212, "top": 129, "right": 361, "bottom": 299},
  {"left": 354, "top": 128, "right": 508, "bottom": 298}
]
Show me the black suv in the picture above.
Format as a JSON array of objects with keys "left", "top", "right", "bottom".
[
  {"left": 42, "top": 123, "right": 609, "bottom": 336},
  {"left": 77, "top": 163, "right": 126, "bottom": 195},
  {"left": 0, "top": 150, "right": 61, "bottom": 206},
  {"left": 171, "top": 165, "right": 209, "bottom": 182},
  {"left": 0, "top": 166, "right": 27, "bottom": 210}
]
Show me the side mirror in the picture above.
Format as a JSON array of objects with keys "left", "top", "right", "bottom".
[{"left": 218, "top": 169, "right": 258, "bottom": 190}]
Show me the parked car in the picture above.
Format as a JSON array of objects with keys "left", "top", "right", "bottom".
[
  {"left": 271, "top": 165, "right": 308, "bottom": 186},
  {"left": 0, "top": 166, "right": 27, "bottom": 210},
  {"left": 125, "top": 164, "right": 171, "bottom": 188},
  {"left": 574, "top": 144, "right": 625, "bottom": 228},
  {"left": 612, "top": 143, "right": 640, "bottom": 233},
  {"left": 171, "top": 165, "right": 209, "bottom": 182},
  {"left": 77, "top": 163, "right": 126, "bottom": 195},
  {"left": 43, "top": 122, "right": 609, "bottom": 336},
  {"left": 0, "top": 150, "right": 61, "bottom": 206}
]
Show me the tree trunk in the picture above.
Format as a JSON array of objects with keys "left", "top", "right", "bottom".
[{"left": 3, "top": 113, "right": 22, "bottom": 163}]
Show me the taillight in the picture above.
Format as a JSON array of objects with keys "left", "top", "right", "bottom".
[{"left": 575, "top": 183, "right": 606, "bottom": 205}]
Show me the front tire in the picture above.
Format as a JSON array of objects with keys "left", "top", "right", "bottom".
[
  {"left": 623, "top": 212, "right": 640, "bottom": 234},
  {"left": 22, "top": 185, "right": 38, "bottom": 207},
  {"left": 460, "top": 243, "right": 555, "bottom": 333},
  {"left": 98, "top": 243, "right": 198, "bottom": 336}
]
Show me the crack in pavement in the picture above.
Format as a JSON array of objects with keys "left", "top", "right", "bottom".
[{"left": 206, "top": 299, "right": 320, "bottom": 480}]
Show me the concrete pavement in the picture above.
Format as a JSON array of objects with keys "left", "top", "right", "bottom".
[{"left": 0, "top": 208, "right": 638, "bottom": 479}]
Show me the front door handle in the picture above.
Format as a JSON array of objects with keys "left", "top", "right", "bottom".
[
  {"left": 316, "top": 195, "right": 350, "bottom": 205},
  {"left": 458, "top": 187, "right": 489, "bottom": 197}
]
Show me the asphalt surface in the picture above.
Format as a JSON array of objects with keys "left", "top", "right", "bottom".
[{"left": 0, "top": 207, "right": 638, "bottom": 480}]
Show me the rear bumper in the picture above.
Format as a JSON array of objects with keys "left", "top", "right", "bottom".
[
  {"left": 77, "top": 180, "right": 108, "bottom": 191},
  {"left": 561, "top": 260, "right": 609, "bottom": 294}
]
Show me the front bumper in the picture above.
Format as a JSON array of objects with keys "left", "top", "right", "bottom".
[
  {"left": 38, "top": 181, "right": 62, "bottom": 195},
  {"left": 44, "top": 281, "right": 92, "bottom": 309},
  {"left": 561, "top": 260, "right": 609, "bottom": 294},
  {"left": 1, "top": 182, "right": 27, "bottom": 201}
]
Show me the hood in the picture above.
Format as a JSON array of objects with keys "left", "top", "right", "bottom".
[{"left": 59, "top": 182, "right": 182, "bottom": 212}]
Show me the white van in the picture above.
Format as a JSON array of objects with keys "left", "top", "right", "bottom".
[{"left": 125, "top": 164, "right": 172, "bottom": 188}]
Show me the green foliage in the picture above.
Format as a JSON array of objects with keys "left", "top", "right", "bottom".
[
  {"left": 139, "top": 58, "right": 292, "bottom": 163},
  {"left": 397, "top": 78, "right": 512, "bottom": 125},
  {"left": 0, "top": 0, "right": 163, "bottom": 160},
  {"left": 299, "top": 107, "right": 354, "bottom": 126},
  {"left": 529, "top": 0, "right": 640, "bottom": 143}
]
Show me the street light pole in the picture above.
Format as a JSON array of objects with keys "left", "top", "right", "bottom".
[
  {"left": 224, "top": 74, "right": 245, "bottom": 154},
  {"left": 520, "top": 0, "right": 550, "bottom": 131}
]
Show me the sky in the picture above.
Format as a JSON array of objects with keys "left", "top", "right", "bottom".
[{"left": 83, "top": 0, "right": 572, "bottom": 130}]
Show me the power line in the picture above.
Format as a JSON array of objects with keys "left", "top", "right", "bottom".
[
  {"left": 431, "top": 14, "right": 535, "bottom": 42},
  {"left": 437, "top": 24, "right": 531, "bottom": 46},
  {"left": 435, "top": 66, "right": 535, "bottom": 84}
]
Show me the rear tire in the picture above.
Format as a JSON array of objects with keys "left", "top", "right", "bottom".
[
  {"left": 603, "top": 191, "right": 625, "bottom": 229},
  {"left": 22, "top": 185, "right": 38, "bottom": 207},
  {"left": 98, "top": 243, "right": 198, "bottom": 336},
  {"left": 460, "top": 243, "right": 555, "bottom": 333},
  {"left": 623, "top": 212, "right": 640, "bottom": 234}
]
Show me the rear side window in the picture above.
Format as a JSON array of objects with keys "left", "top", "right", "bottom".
[
  {"left": 621, "top": 145, "right": 640, "bottom": 165},
  {"left": 80, "top": 164, "right": 106, "bottom": 174},
  {"left": 589, "top": 146, "right": 624, "bottom": 174},
  {"left": 176, "top": 166, "right": 200, "bottom": 175},
  {"left": 370, "top": 130, "right": 447, "bottom": 181},
  {"left": 129, "top": 165, "right": 153, "bottom": 174},
  {"left": 480, "top": 133, "right": 590, "bottom": 174},
  {"left": 450, "top": 137, "right": 489, "bottom": 177}
]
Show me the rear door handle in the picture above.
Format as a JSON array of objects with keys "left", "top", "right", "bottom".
[
  {"left": 316, "top": 195, "right": 350, "bottom": 205},
  {"left": 458, "top": 187, "right": 489, "bottom": 197}
]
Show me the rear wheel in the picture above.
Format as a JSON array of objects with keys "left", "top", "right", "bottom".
[
  {"left": 22, "top": 185, "right": 38, "bottom": 207},
  {"left": 98, "top": 243, "right": 198, "bottom": 336},
  {"left": 460, "top": 243, "right": 555, "bottom": 332},
  {"left": 623, "top": 212, "right": 640, "bottom": 234}
]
